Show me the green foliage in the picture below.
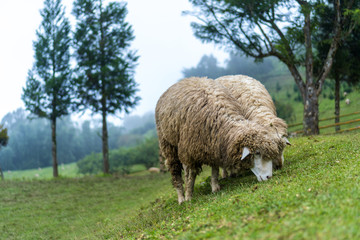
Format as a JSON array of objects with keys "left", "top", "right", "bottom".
[
  {"left": 0, "top": 125, "right": 8, "bottom": 148},
  {"left": 182, "top": 54, "right": 275, "bottom": 82},
  {"left": 182, "top": 54, "right": 226, "bottom": 79},
  {"left": 22, "top": 0, "right": 73, "bottom": 120},
  {"left": 77, "top": 136, "right": 159, "bottom": 174},
  {"left": 313, "top": 1, "right": 360, "bottom": 86},
  {"left": 273, "top": 99, "right": 295, "bottom": 123},
  {"left": 72, "top": 0, "right": 139, "bottom": 115}
]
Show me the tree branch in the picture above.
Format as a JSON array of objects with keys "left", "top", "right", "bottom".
[{"left": 316, "top": 0, "right": 342, "bottom": 96}]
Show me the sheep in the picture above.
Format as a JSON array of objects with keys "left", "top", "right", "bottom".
[
  {"left": 345, "top": 98, "right": 350, "bottom": 105},
  {"left": 148, "top": 167, "right": 160, "bottom": 173},
  {"left": 155, "top": 77, "right": 285, "bottom": 203},
  {"left": 215, "top": 75, "right": 290, "bottom": 172}
]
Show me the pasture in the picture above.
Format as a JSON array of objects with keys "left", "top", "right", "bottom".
[{"left": 1, "top": 133, "right": 360, "bottom": 239}]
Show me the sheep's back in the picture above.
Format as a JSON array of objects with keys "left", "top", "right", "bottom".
[
  {"left": 216, "top": 75, "right": 287, "bottom": 135},
  {"left": 155, "top": 77, "right": 247, "bottom": 167}
]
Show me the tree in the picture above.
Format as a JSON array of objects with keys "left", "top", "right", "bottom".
[
  {"left": 313, "top": 3, "right": 360, "bottom": 131},
  {"left": 186, "top": 0, "right": 359, "bottom": 135},
  {"left": 73, "top": 0, "right": 139, "bottom": 174},
  {"left": 182, "top": 54, "right": 225, "bottom": 78},
  {"left": 0, "top": 125, "right": 9, "bottom": 180},
  {"left": 22, "top": 0, "right": 72, "bottom": 177}
]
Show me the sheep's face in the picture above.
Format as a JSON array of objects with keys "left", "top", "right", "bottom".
[
  {"left": 242, "top": 147, "right": 273, "bottom": 181},
  {"left": 251, "top": 149, "right": 273, "bottom": 181}
]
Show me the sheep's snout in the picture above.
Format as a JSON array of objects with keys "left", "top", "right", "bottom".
[{"left": 251, "top": 154, "right": 273, "bottom": 182}]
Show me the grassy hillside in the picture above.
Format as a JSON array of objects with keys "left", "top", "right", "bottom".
[{"left": 1, "top": 132, "right": 360, "bottom": 239}]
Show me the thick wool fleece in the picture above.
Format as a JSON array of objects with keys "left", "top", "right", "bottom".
[
  {"left": 216, "top": 75, "right": 288, "bottom": 137},
  {"left": 155, "top": 77, "right": 283, "bottom": 178}
]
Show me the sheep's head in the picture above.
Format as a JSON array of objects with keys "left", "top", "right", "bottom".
[{"left": 241, "top": 147, "right": 273, "bottom": 181}]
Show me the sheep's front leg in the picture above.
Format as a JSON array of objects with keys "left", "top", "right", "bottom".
[
  {"left": 185, "top": 167, "right": 197, "bottom": 201},
  {"left": 222, "top": 168, "right": 229, "bottom": 178},
  {"left": 211, "top": 166, "right": 221, "bottom": 192}
]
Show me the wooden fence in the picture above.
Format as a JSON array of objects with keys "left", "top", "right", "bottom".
[{"left": 288, "top": 111, "right": 360, "bottom": 135}]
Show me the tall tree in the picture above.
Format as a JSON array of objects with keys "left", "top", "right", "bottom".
[
  {"left": 22, "top": 0, "right": 72, "bottom": 177},
  {"left": 73, "top": 0, "right": 139, "bottom": 173},
  {"left": 186, "top": 0, "right": 359, "bottom": 135},
  {"left": 0, "top": 125, "right": 9, "bottom": 180},
  {"left": 313, "top": 3, "right": 360, "bottom": 131}
]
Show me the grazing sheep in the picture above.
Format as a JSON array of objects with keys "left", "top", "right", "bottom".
[
  {"left": 345, "top": 98, "right": 350, "bottom": 105},
  {"left": 148, "top": 167, "right": 160, "bottom": 173},
  {"left": 216, "top": 75, "right": 290, "bottom": 171},
  {"left": 155, "top": 77, "right": 285, "bottom": 203}
]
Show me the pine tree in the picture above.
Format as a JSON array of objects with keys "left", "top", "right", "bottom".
[
  {"left": 73, "top": 0, "right": 139, "bottom": 174},
  {"left": 22, "top": 0, "right": 72, "bottom": 177}
]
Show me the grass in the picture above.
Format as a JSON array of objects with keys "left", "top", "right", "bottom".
[
  {"left": 0, "top": 172, "right": 172, "bottom": 239},
  {"left": 1, "top": 133, "right": 360, "bottom": 239},
  {"left": 3, "top": 162, "right": 82, "bottom": 180}
]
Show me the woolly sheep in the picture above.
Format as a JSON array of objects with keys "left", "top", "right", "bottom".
[
  {"left": 345, "top": 98, "right": 350, "bottom": 105},
  {"left": 216, "top": 75, "right": 290, "bottom": 171},
  {"left": 155, "top": 77, "right": 285, "bottom": 203},
  {"left": 148, "top": 167, "right": 160, "bottom": 173}
]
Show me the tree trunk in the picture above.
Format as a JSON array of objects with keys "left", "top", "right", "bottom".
[
  {"left": 334, "top": 77, "right": 340, "bottom": 131},
  {"left": 303, "top": 84, "right": 319, "bottom": 135},
  {"left": 0, "top": 165, "right": 4, "bottom": 180},
  {"left": 51, "top": 118, "right": 59, "bottom": 177},
  {"left": 102, "top": 109, "right": 110, "bottom": 174}
]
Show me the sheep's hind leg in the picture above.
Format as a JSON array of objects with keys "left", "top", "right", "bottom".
[
  {"left": 211, "top": 166, "right": 221, "bottom": 192},
  {"left": 185, "top": 166, "right": 197, "bottom": 201},
  {"left": 170, "top": 160, "right": 185, "bottom": 204}
]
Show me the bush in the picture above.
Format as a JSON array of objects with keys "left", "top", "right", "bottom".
[
  {"left": 77, "top": 136, "right": 159, "bottom": 175},
  {"left": 77, "top": 152, "right": 102, "bottom": 174}
]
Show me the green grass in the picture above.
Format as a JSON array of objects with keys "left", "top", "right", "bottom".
[
  {"left": 0, "top": 172, "right": 172, "bottom": 239},
  {"left": 3, "top": 162, "right": 82, "bottom": 180},
  {"left": 1, "top": 133, "right": 360, "bottom": 239},
  {"left": 119, "top": 132, "right": 360, "bottom": 239}
]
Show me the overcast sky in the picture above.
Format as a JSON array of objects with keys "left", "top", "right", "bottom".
[{"left": 0, "top": 0, "right": 228, "bottom": 125}]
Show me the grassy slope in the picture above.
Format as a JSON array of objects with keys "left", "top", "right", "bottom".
[
  {"left": 119, "top": 133, "right": 360, "bottom": 239},
  {"left": 1, "top": 133, "right": 359, "bottom": 239}
]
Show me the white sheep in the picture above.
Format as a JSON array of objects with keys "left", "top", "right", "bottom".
[
  {"left": 155, "top": 77, "right": 286, "bottom": 203},
  {"left": 216, "top": 75, "right": 290, "bottom": 172},
  {"left": 345, "top": 98, "right": 350, "bottom": 105},
  {"left": 148, "top": 167, "right": 160, "bottom": 173}
]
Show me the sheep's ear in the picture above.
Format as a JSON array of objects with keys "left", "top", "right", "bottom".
[
  {"left": 284, "top": 137, "right": 291, "bottom": 146},
  {"left": 241, "top": 147, "right": 250, "bottom": 160}
]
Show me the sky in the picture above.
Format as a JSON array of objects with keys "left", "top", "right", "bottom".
[{"left": 0, "top": 0, "right": 228, "bottom": 125}]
